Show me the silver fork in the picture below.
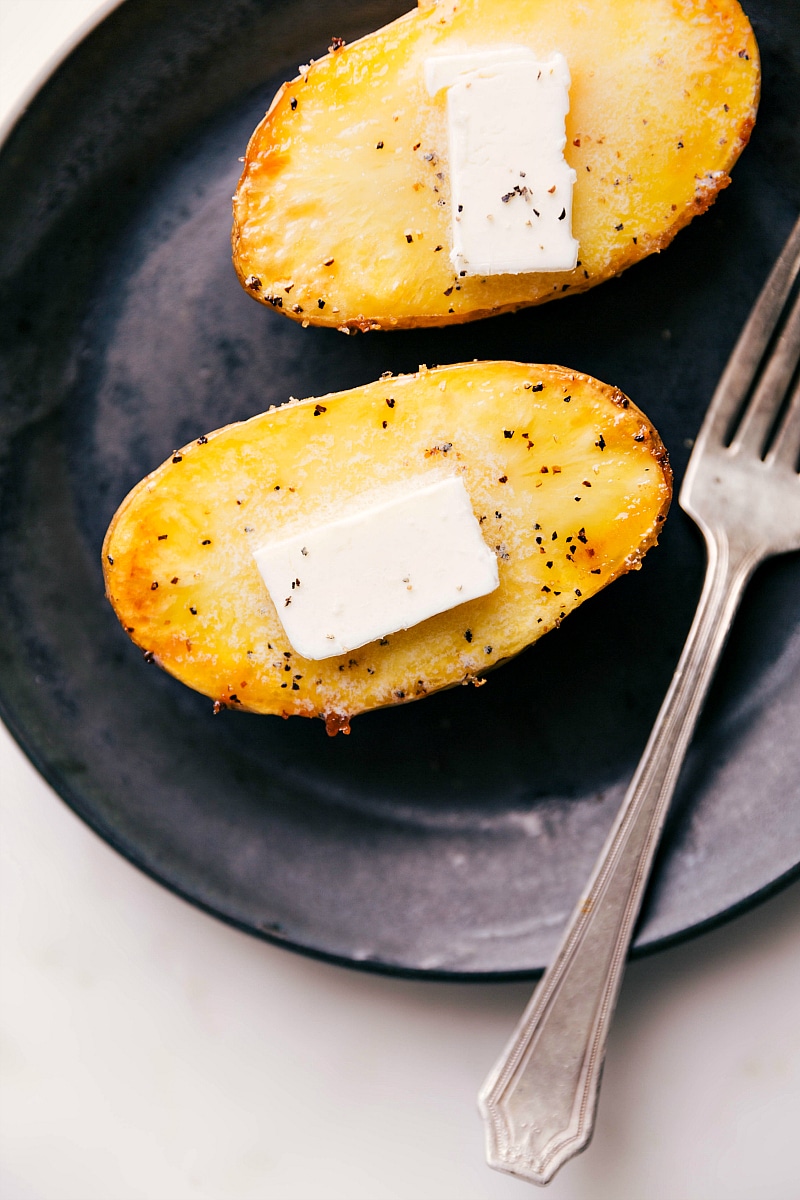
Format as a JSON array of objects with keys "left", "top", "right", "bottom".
[{"left": 479, "top": 213, "right": 800, "bottom": 1187}]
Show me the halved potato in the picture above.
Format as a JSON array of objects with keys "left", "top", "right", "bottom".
[
  {"left": 232, "top": 0, "right": 759, "bottom": 330},
  {"left": 103, "top": 363, "right": 671, "bottom": 732}
]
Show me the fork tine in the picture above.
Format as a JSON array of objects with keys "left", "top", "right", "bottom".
[
  {"left": 696, "top": 215, "right": 800, "bottom": 449},
  {"left": 764, "top": 372, "right": 800, "bottom": 472},
  {"left": 729, "top": 284, "right": 800, "bottom": 456}
]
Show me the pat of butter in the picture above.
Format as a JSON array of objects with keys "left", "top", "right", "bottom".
[
  {"left": 252, "top": 476, "right": 499, "bottom": 660},
  {"left": 425, "top": 49, "right": 578, "bottom": 277}
]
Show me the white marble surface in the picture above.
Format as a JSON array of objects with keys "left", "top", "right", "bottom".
[{"left": 1, "top": 4, "right": 799, "bottom": 1198}]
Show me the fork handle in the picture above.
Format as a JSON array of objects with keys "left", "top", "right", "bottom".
[{"left": 478, "top": 534, "right": 760, "bottom": 1186}]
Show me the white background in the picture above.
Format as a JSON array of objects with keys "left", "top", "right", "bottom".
[{"left": 1, "top": 3, "right": 799, "bottom": 1198}]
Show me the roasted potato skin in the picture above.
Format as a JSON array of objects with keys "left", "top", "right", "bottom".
[
  {"left": 232, "top": 0, "right": 759, "bottom": 331},
  {"left": 103, "top": 363, "right": 671, "bottom": 731}
]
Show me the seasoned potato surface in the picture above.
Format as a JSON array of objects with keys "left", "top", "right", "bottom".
[
  {"left": 103, "top": 363, "right": 671, "bottom": 732},
  {"left": 232, "top": 0, "right": 759, "bottom": 330}
]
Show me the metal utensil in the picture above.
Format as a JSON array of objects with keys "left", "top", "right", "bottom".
[{"left": 479, "top": 214, "right": 800, "bottom": 1187}]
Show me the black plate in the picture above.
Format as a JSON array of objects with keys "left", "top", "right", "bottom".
[{"left": 1, "top": 0, "right": 798, "bottom": 978}]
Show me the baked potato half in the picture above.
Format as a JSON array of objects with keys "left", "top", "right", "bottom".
[
  {"left": 103, "top": 362, "right": 671, "bottom": 733},
  {"left": 232, "top": 0, "right": 759, "bottom": 331}
]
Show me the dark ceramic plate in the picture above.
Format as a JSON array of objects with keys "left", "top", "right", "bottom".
[{"left": 1, "top": 0, "right": 798, "bottom": 978}]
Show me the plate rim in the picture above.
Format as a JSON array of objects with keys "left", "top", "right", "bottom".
[{"left": 3, "top": 676, "right": 799, "bottom": 982}]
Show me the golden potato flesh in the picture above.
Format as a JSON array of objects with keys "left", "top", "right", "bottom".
[
  {"left": 103, "top": 363, "right": 671, "bottom": 733},
  {"left": 232, "top": 0, "right": 759, "bottom": 330}
]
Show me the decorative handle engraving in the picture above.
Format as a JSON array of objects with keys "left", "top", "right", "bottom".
[{"left": 479, "top": 535, "right": 758, "bottom": 1185}]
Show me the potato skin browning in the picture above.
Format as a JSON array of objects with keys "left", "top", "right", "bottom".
[
  {"left": 103, "top": 363, "right": 671, "bottom": 730},
  {"left": 232, "top": 0, "right": 759, "bottom": 330}
]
